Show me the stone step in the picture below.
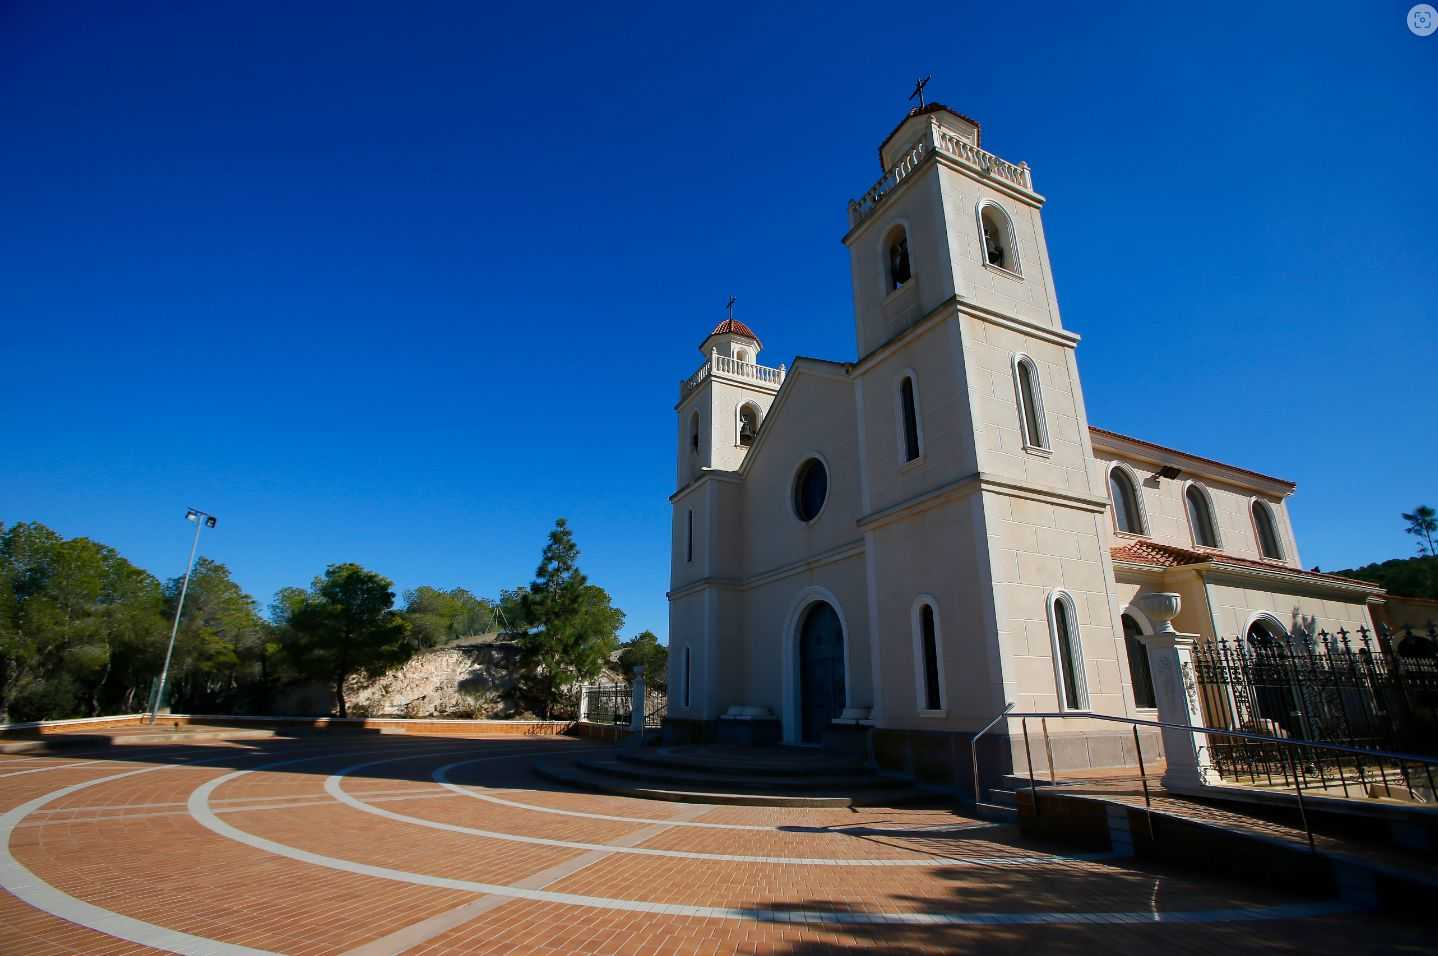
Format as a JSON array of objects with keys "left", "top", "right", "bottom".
[
  {"left": 534, "top": 760, "right": 923, "bottom": 809},
  {"left": 985, "top": 787, "right": 1019, "bottom": 810},
  {"left": 616, "top": 746, "right": 868, "bottom": 778},
  {"left": 973, "top": 801, "right": 1020, "bottom": 824},
  {"left": 577, "top": 757, "right": 891, "bottom": 793}
]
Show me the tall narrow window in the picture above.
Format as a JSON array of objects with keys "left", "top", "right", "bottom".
[
  {"left": 886, "top": 227, "right": 911, "bottom": 291},
  {"left": 899, "top": 375, "right": 921, "bottom": 462},
  {"left": 1050, "top": 592, "right": 1088, "bottom": 710},
  {"left": 1185, "top": 484, "right": 1219, "bottom": 548},
  {"left": 1253, "top": 500, "right": 1283, "bottom": 559},
  {"left": 689, "top": 412, "right": 700, "bottom": 454},
  {"left": 1013, "top": 356, "right": 1048, "bottom": 450},
  {"left": 1122, "top": 614, "right": 1157, "bottom": 709},
  {"left": 919, "top": 603, "right": 942, "bottom": 711},
  {"left": 738, "top": 404, "right": 760, "bottom": 447},
  {"left": 683, "top": 646, "right": 692, "bottom": 708},
  {"left": 979, "top": 202, "right": 1021, "bottom": 276},
  {"left": 686, "top": 508, "right": 693, "bottom": 563},
  {"left": 1109, "top": 466, "right": 1145, "bottom": 535}
]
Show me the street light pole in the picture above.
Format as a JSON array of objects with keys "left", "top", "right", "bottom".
[{"left": 149, "top": 508, "right": 217, "bottom": 725}]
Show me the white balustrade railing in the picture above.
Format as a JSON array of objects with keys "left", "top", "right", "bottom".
[
  {"left": 679, "top": 351, "right": 786, "bottom": 400},
  {"left": 848, "top": 125, "right": 1033, "bottom": 227}
]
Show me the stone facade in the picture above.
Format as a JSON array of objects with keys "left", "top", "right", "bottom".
[{"left": 666, "top": 104, "right": 1384, "bottom": 783}]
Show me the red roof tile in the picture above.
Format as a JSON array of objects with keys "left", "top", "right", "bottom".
[
  {"left": 704, "top": 318, "right": 762, "bottom": 349},
  {"left": 1110, "top": 540, "right": 1380, "bottom": 590}
]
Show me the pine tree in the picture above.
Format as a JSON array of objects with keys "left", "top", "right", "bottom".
[
  {"left": 516, "top": 519, "right": 624, "bottom": 718},
  {"left": 1402, "top": 505, "right": 1438, "bottom": 557}
]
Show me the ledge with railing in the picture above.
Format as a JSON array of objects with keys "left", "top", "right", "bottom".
[
  {"left": 679, "top": 350, "right": 786, "bottom": 401},
  {"left": 848, "top": 124, "right": 1034, "bottom": 228},
  {"left": 971, "top": 706, "right": 1438, "bottom": 852}
]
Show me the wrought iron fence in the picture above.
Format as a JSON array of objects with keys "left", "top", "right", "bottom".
[
  {"left": 579, "top": 682, "right": 667, "bottom": 729},
  {"left": 1193, "top": 624, "right": 1438, "bottom": 767}
]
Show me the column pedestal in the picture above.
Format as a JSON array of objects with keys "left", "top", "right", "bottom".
[{"left": 1133, "top": 592, "right": 1214, "bottom": 793}]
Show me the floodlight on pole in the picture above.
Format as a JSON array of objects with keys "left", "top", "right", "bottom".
[{"left": 149, "top": 508, "right": 218, "bottom": 724}]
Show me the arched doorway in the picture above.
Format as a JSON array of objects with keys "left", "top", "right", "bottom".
[
  {"left": 1245, "top": 615, "right": 1299, "bottom": 736},
  {"left": 799, "top": 601, "right": 846, "bottom": 744}
]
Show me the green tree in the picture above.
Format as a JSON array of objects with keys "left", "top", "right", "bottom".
[
  {"left": 402, "top": 586, "right": 494, "bottom": 646},
  {"left": 0, "top": 522, "right": 167, "bottom": 721},
  {"left": 617, "top": 630, "right": 668, "bottom": 690},
  {"left": 513, "top": 519, "right": 624, "bottom": 718},
  {"left": 287, "top": 563, "right": 415, "bottom": 717},
  {"left": 1403, "top": 505, "right": 1438, "bottom": 557},
  {"left": 1334, "top": 555, "right": 1438, "bottom": 602},
  {"left": 161, "top": 559, "right": 267, "bottom": 713}
]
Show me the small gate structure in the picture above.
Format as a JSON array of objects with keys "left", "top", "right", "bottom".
[
  {"left": 578, "top": 681, "right": 666, "bottom": 729},
  {"left": 1193, "top": 624, "right": 1438, "bottom": 783}
]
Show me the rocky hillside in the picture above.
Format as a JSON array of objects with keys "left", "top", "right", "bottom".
[{"left": 344, "top": 634, "right": 630, "bottom": 719}]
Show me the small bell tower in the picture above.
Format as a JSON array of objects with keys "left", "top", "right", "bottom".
[{"left": 674, "top": 301, "right": 784, "bottom": 487}]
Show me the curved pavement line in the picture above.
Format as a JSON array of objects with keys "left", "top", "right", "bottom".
[
  {"left": 331, "top": 753, "right": 1107, "bottom": 867},
  {"left": 433, "top": 757, "right": 998, "bottom": 835},
  {"left": 190, "top": 754, "right": 1357, "bottom": 928},
  {"left": 0, "top": 741, "right": 512, "bottom": 955},
  {"left": 0, "top": 759, "right": 108, "bottom": 779},
  {"left": 0, "top": 756, "right": 284, "bottom": 956}
]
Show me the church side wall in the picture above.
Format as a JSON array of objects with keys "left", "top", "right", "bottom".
[
  {"left": 1091, "top": 449, "right": 1301, "bottom": 568},
  {"left": 962, "top": 316, "right": 1090, "bottom": 497},
  {"left": 708, "top": 378, "right": 776, "bottom": 473},
  {"left": 867, "top": 494, "right": 1000, "bottom": 730},
  {"left": 739, "top": 374, "right": 862, "bottom": 576},
  {"left": 1203, "top": 576, "right": 1373, "bottom": 640},
  {"left": 857, "top": 316, "right": 979, "bottom": 517},
  {"left": 849, "top": 173, "right": 956, "bottom": 358},
  {"left": 939, "top": 165, "right": 1058, "bottom": 330}
]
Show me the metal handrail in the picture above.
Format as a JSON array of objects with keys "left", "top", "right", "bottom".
[
  {"left": 1004, "top": 710, "right": 1438, "bottom": 767},
  {"left": 968, "top": 702, "right": 1015, "bottom": 805},
  {"left": 982, "top": 709, "right": 1438, "bottom": 852}
]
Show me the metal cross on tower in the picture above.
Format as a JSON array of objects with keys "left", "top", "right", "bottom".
[
  {"left": 726, "top": 295, "right": 736, "bottom": 318},
  {"left": 909, "top": 74, "right": 932, "bottom": 110}
]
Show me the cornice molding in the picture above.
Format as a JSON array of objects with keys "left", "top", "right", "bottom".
[
  {"left": 667, "top": 539, "right": 866, "bottom": 600},
  {"left": 856, "top": 471, "right": 1107, "bottom": 533}
]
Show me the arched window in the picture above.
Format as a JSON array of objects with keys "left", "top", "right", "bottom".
[
  {"left": 792, "top": 457, "right": 829, "bottom": 522},
  {"left": 689, "top": 412, "right": 700, "bottom": 454},
  {"left": 912, "top": 598, "right": 944, "bottom": 713},
  {"left": 897, "top": 373, "right": 922, "bottom": 463},
  {"left": 1252, "top": 500, "right": 1284, "bottom": 560},
  {"left": 1109, "top": 466, "right": 1146, "bottom": 535},
  {"left": 1122, "top": 613, "right": 1156, "bottom": 709},
  {"left": 1185, "top": 483, "right": 1220, "bottom": 548},
  {"left": 1012, "top": 355, "right": 1049, "bottom": 451},
  {"left": 885, "top": 225, "right": 911, "bottom": 292},
  {"left": 1048, "top": 591, "right": 1088, "bottom": 710},
  {"left": 686, "top": 508, "right": 693, "bottom": 564},
  {"left": 735, "top": 347, "right": 753, "bottom": 365},
  {"left": 979, "top": 202, "right": 1021, "bottom": 276},
  {"left": 737, "top": 403, "right": 761, "bottom": 447}
]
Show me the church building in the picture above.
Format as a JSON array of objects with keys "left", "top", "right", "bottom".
[{"left": 665, "top": 102, "right": 1383, "bottom": 781}]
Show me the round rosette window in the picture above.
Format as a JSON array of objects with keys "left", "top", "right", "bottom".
[{"left": 792, "top": 457, "right": 828, "bottom": 522}]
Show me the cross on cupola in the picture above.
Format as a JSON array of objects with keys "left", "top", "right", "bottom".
[{"left": 908, "top": 74, "right": 931, "bottom": 110}]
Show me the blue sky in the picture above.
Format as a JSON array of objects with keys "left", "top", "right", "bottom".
[{"left": 2, "top": 2, "right": 1434, "bottom": 640}]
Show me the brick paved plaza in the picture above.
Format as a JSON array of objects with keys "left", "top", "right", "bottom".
[{"left": 0, "top": 734, "right": 1427, "bottom": 955}]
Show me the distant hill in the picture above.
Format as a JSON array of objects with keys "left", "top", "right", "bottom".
[{"left": 1330, "top": 555, "right": 1438, "bottom": 600}]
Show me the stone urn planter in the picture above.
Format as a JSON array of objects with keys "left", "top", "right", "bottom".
[{"left": 1134, "top": 592, "right": 1182, "bottom": 633}]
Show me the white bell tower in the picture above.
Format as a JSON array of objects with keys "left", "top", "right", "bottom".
[{"left": 674, "top": 304, "right": 784, "bottom": 487}]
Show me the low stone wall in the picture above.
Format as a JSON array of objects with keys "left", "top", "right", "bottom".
[{"left": 0, "top": 713, "right": 575, "bottom": 739}]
